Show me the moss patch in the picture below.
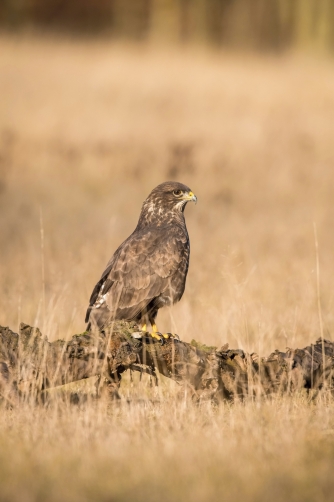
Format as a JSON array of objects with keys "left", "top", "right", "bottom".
[{"left": 190, "top": 339, "right": 217, "bottom": 353}]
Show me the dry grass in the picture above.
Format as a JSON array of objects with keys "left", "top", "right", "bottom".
[
  {"left": 1, "top": 34, "right": 334, "bottom": 501},
  {"left": 1, "top": 395, "right": 334, "bottom": 502}
]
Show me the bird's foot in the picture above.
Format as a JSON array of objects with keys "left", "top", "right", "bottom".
[
  {"left": 141, "top": 324, "right": 180, "bottom": 344},
  {"left": 148, "top": 332, "right": 179, "bottom": 345},
  {"left": 150, "top": 331, "right": 164, "bottom": 342},
  {"left": 161, "top": 332, "right": 180, "bottom": 340}
]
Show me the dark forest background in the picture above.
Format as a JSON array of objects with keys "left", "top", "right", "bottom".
[{"left": 1, "top": 0, "right": 334, "bottom": 52}]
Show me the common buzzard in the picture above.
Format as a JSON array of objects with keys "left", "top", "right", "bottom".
[{"left": 85, "top": 181, "right": 197, "bottom": 340}]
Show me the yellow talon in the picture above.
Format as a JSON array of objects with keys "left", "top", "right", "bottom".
[
  {"left": 151, "top": 332, "right": 162, "bottom": 340},
  {"left": 150, "top": 324, "right": 162, "bottom": 340}
]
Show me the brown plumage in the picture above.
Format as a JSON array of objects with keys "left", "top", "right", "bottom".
[{"left": 85, "top": 181, "right": 197, "bottom": 334}]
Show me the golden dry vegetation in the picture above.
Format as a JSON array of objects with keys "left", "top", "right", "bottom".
[{"left": 1, "top": 35, "right": 334, "bottom": 501}]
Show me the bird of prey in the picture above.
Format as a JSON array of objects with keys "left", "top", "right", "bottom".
[{"left": 85, "top": 181, "right": 197, "bottom": 340}]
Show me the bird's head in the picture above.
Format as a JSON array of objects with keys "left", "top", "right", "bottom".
[
  {"left": 150, "top": 181, "right": 197, "bottom": 209},
  {"left": 139, "top": 181, "right": 197, "bottom": 227}
]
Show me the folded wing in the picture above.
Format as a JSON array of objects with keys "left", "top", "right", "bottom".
[{"left": 85, "top": 226, "right": 189, "bottom": 326}]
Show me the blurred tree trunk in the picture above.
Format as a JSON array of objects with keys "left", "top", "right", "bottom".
[
  {"left": 294, "top": 0, "right": 333, "bottom": 51},
  {"left": 179, "top": 0, "right": 207, "bottom": 44},
  {"left": 112, "top": 0, "right": 151, "bottom": 40},
  {"left": 1, "top": 0, "right": 29, "bottom": 27},
  {"left": 150, "top": 0, "right": 181, "bottom": 42},
  {"left": 252, "top": 0, "right": 281, "bottom": 50},
  {"left": 206, "top": 0, "right": 231, "bottom": 46},
  {"left": 188, "top": 0, "right": 208, "bottom": 44},
  {"left": 277, "top": 0, "right": 297, "bottom": 50},
  {"left": 314, "top": 0, "right": 334, "bottom": 52},
  {"left": 220, "top": 0, "right": 254, "bottom": 49}
]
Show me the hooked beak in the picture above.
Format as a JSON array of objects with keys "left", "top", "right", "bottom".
[{"left": 184, "top": 191, "right": 197, "bottom": 204}]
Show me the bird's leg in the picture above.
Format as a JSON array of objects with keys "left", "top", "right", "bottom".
[{"left": 140, "top": 313, "right": 149, "bottom": 334}]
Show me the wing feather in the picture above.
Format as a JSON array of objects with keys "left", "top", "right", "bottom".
[{"left": 86, "top": 226, "right": 189, "bottom": 325}]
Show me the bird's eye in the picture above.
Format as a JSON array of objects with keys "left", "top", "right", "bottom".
[{"left": 173, "top": 190, "right": 183, "bottom": 197}]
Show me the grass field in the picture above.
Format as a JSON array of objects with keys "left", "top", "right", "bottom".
[{"left": 1, "top": 35, "right": 334, "bottom": 501}]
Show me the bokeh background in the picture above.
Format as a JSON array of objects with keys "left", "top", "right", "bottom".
[
  {"left": 2, "top": 5, "right": 334, "bottom": 502},
  {"left": 1, "top": 1, "right": 334, "bottom": 354}
]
